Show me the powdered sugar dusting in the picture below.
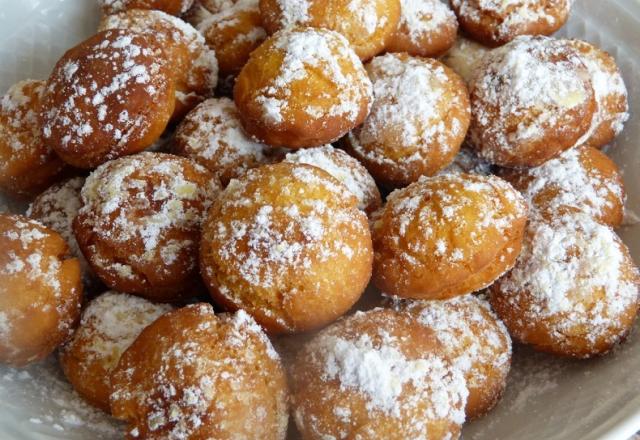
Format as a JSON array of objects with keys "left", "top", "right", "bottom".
[{"left": 399, "top": 0, "right": 457, "bottom": 43}]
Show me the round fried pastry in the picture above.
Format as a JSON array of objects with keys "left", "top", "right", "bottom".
[
  {"left": 344, "top": 53, "right": 470, "bottom": 187},
  {"left": 59, "top": 291, "right": 172, "bottom": 412},
  {"left": 291, "top": 308, "right": 468, "bottom": 440},
  {"left": 200, "top": 162, "right": 373, "bottom": 334},
  {"left": 233, "top": 27, "right": 373, "bottom": 149},
  {"left": 110, "top": 303, "right": 289, "bottom": 439},
  {"left": 0, "top": 214, "right": 82, "bottom": 366},
  {"left": 372, "top": 173, "right": 527, "bottom": 299},
  {"left": 98, "top": 0, "right": 195, "bottom": 15},
  {"left": 441, "top": 35, "right": 491, "bottom": 85},
  {"left": 73, "top": 152, "right": 221, "bottom": 302},
  {"left": 490, "top": 214, "right": 640, "bottom": 358}
]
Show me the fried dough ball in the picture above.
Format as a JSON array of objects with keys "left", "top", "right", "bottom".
[
  {"left": 172, "top": 97, "right": 271, "bottom": 186},
  {"left": 439, "top": 147, "right": 492, "bottom": 176},
  {"left": 200, "top": 162, "right": 373, "bottom": 334},
  {"left": 110, "top": 303, "right": 289, "bottom": 439},
  {"left": 441, "top": 35, "right": 491, "bottom": 85},
  {"left": 391, "top": 294, "right": 511, "bottom": 420},
  {"left": 450, "top": 0, "right": 573, "bottom": 47},
  {"left": 468, "top": 36, "right": 596, "bottom": 168},
  {"left": 99, "top": 0, "right": 195, "bottom": 15},
  {"left": 490, "top": 214, "right": 640, "bottom": 358},
  {"left": 499, "top": 146, "right": 625, "bottom": 227},
  {"left": 0, "top": 214, "right": 82, "bottom": 367},
  {"left": 41, "top": 30, "right": 176, "bottom": 169},
  {"left": 73, "top": 153, "right": 221, "bottom": 302},
  {"left": 372, "top": 173, "right": 527, "bottom": 300},
  {"left": 0, "top": 80, "right": 68, "bottom": 197},
  {"left": 27, "top": 177, "right": 99, "bottom": 289},
  {"left": 568, "top": 39, "right": 629, "bottom": 149},
  {"left": 99, "top": 9, "right": 218, "bottom": 120},
  {"left": 188, "top": 0, "right": 267, "bottom": 77},
  {"left": 387, "top": 0, "right": 458, "bottom": 58},
  {"left": 234, "top": 27, "right": 373, "bottom": 149},
  {"left": 291, "top": 308, "right": 468, "bottom": 440},
  {"left": 344, "top": 53, "right": 470, "bottom": 188},
  {"left": 259, "top": 0, "right": 400, "bottom": 61},
  {"left": 59, "top": 291, "right": 172, "bottom": 412},
  {"left": 284, "top": 145, "right": 382, "bottom": 214}
]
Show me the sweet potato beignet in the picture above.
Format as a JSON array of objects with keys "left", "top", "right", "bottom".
[
  {"left": 290, "top": 308, "right": 468, "bottom": 440},
  {"left": 0, "top": 80, "right": 68, "bottom": 197},
  {"left": 99, "top": 9, "right": 218, "bottom": 120},
  {"left": 450, "top": 0, "right": 574, "bottom": 47},
  {"left": 200, "top": 162, "right": 373, "bottom": 334},
  {"left": 110, "top": 303, "right": 289, "bottom": 439},
  {"left": 372, "top": 173, "right": 527, "bottom": 299},
  {"left": 0, "top": 214, "right": 82, "bottom": 367},
  {"left": 490, "top": 214, "right": 640, "bottom": 359},
  {"left": 59, "top": 291, "right": 172, "bottom": 412},
  {"left": 467, "top": 35, "right": 596, "bottom": 168},
  {"left": 41, "top": 30, "right": 176, "bottom": 169},
  {"left": 344, "top": 53, "right": 470, "bottom": 188},
  {"left": 259, "top": 0, "right": 400, "bottom": 61},
  {"left": 73, "top": 152, "right": 221, "bottom": 302},
  {"left": 234, "top": 27, "right": 373, "bottom": 149}
]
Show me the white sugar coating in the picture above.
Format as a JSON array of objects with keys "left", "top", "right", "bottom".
[
  {"left": 100, "top": 9, "right": 218, "bottom": 93},
  {"left": 351, "top": 53, "right": 466, "bottom": 171},
  {"left": 569, "top": 40, "right": 629, "bottom": 146},
  {"left": 284, "top": 145, "right": 380, "bottom": 212},
  {"left": 273, "top": 0, "right": 311, "bottom": 27},
  {"left": 510, "top": 146, "right": 625, "bottom": 220},
  {"left": 441, "top": 36, "right": 491, "bottom": 84},
  {"left": 451, "top": 0, "right": 573, "bottom": 41},
  {"left": 41, "top": 30, "right": 171, "bottom": 156},
  {"left": 398, "top": 0, "right": 457, "bottom": 42},
  {"left": 77, "top": 153, "right": 220, "bottom": 274},
  {"left": 393, "top": 295, "right": 511, "bottom": 390},
  {"left": 110, "top": 303, "right": 287, "bottom": 439},
  {"left": 174, "top": 97, "right": 269, "bottom": 183},
  {"left": 63, "top": 291, "right": 173, "bottom": 373},
  {"left": 195, "top": 0, "right": 267, "bottom": 48},
  {"left": 99, "top": 0, "right": 195, "bottom": 14},
  {"left": 439, "top": 147, "right": 492, "bottom": 176},
  {"left": 469, "top": 35, "right": 592, "bottom": 162},
  {"left": 253, "top": 27, "right": 372, "bottom": 128},
  {"left": 499, "top": 214, "right": 639, "bottom": 344},
  {"left": 211, "top": 164, "right": 366, "bottom": 293},
  {"left": 298, "top": 309, "right": 468, "bottom": 427},
  {"left": 378, "top": 173, "right": 527, "bottom": 267},
  {"left": 26, "top": 178, "right": 91, "bottom": 276}
]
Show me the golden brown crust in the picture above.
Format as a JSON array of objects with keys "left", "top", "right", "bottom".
[
  {"left": 291, "top": 308, "right": 468, "bottom": 440},
  {"left": 233, "top": 27, "right": 372, "bottom": 148},
  {"left": 98, "top": 10, "right": 219, "bottom": 121},
  {"left": 110, "top": 303, "right": 289, "bottom": 439},
  {"left": 59, "top": 291, "right": 172, "bottom": 412},
  {"left": 441, "top": 35, "right": 492, "bottom": 85},
  {"left": 0, "top": 213, "right": 82, "bottom": 367},
  {"left": 344, "top": 53, "right": 470, "bottom": 188},
  {"left": 98, "top": 0, "right": 195, "bottom": 16},
  {"left": 0, "top": 80, "right": 68, "bottom": 197},
  {"left": 41, "top": 30, "right": 176, "bottom": 169},
  {"left": 200, "top": 162, "right": 373, "bottom": 334},
  {"left": 498, "top": 146, "right": 625, "bottom": 227},
  {"left": 468, "top": 36, "right": 596, "bottom": 168},
  {"left": 450, "top": 0, "right": 573, "bottom": 47},
  {"left": 372, "top": 173, "right": 527, "bottom": 299},
  {"left": 387, "top": 0, "right": 459, "bottom": 58},
  {"left": 259, "top": 0, "right": 401, "bottom": 61},
  {"left": 73, "top": 152, "right": 221, "bottom": 302},
  {"left": 490, "top": 214, "right": 640, "bottom": 359}
]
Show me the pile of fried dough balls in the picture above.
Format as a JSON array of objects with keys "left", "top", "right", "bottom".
[{"left": 0, "top": 0, "right": 638, "bottom": 438}]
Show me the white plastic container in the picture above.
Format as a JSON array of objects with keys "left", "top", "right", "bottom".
[{"left": 0, "top": 1, "right": 639, "bottom": 439}]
